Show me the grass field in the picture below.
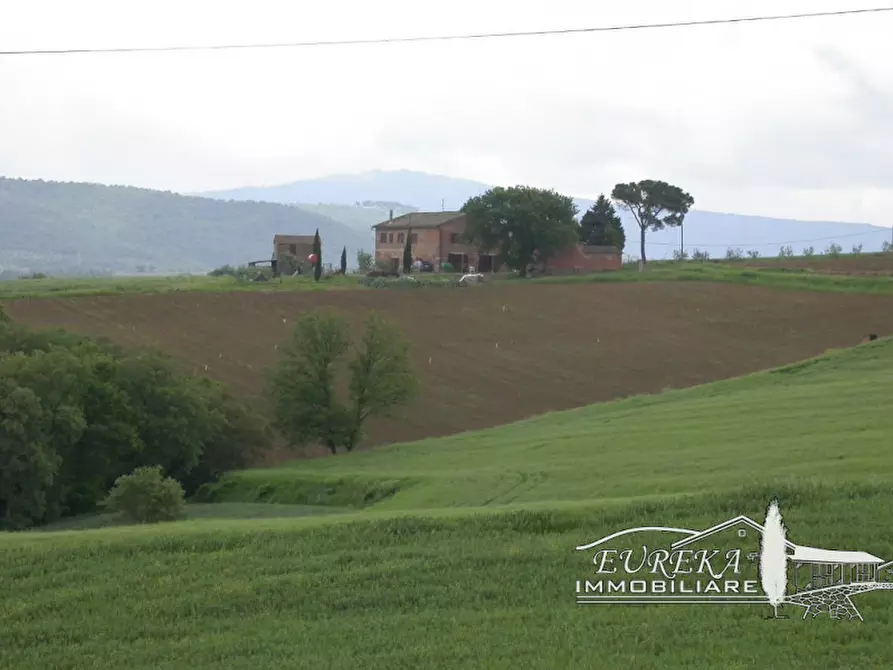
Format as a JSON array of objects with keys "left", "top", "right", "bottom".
[
  {"left": 0, "top": 272, "right": 366, "bottom": 300},
  {"left": 2, "top": 252, "right": 892, "bottom": 300},
  {"left": 3, "top": 338, "right": 893, "bottom": 669}
]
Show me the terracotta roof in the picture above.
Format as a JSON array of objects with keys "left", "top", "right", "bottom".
[
  {"left": 373, "top": 212, "right": 464, "bottom": 230},
  {"left": 274, "top": 234, "right": 315, "bottom": 244}
]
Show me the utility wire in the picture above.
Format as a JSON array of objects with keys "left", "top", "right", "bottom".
[{"left": 2, "top": 6, "right": 893, "bottom": 56}]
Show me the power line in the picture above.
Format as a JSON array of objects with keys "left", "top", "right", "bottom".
[{"left": 2, "top": 6, "right": 893, "bottom": 56}]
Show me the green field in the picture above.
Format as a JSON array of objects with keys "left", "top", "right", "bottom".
[
  {"left": 0, "top": 272, "right": 367, "bottom": 300},
  {"left": 537, "top": 257, "right": 893, "bottom": 294},
  {"left": 3, "top": 252, "right": 892, "bottom": 299},
  {"left": 3, "top": 334, "right": 893, "bottom": 668}
]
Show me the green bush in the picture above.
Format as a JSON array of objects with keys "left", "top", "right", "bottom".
[
  {"left": 208, "top": 264, "right": 271, "bottom": 281},
  {"left": 0, "top": 318, "right": 270, "bottom": 528},
  {"left": 102, "top": 465, "right": 186, "bottom": 524},
  {"left": 356, "top": 250, "right": 374, "bottom": 272},
  {"left": 359, "top": 276, "right": 464, "bottom": 289}
]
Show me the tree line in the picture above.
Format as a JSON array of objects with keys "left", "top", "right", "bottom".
[
  {"left": 459, "top": 179, "right": 694, "bottom": 275},
  {"left": 0, "top": 304, "right": 418, "bottom": 530}
]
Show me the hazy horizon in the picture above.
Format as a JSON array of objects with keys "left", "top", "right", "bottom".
[{"left": 3, "top": 1, "right": 893, "bottom": 227}]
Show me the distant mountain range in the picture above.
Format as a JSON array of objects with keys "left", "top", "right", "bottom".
[
  {"left": 2, "top": 170, "right": 889, "bottom": 279},
  {"left": 0, "top": 177, "right": 371, "bottom": 277},
  {"left": 199, "top": 170, "right": 893, "bottom": 260}
]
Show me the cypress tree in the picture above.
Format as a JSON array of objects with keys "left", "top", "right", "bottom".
[
  {"left": 312, "top": 228, "right": 322, "bottom": 281},
  {"left": 403, "top": 228, "right": 413, "bottom": 274},
  {"left": 580, "top": 195, "right": 626, "bottom": 252},
  {"left": 340, "top": 246, "right": 347, "bottom": 274}
]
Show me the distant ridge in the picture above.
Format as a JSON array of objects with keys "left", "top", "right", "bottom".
[
  {"left": 195, "top": 170, "right": 891, "bottom": 259},
  {"left": 0, "top": 176, "right": 371, "bottom": 277}
]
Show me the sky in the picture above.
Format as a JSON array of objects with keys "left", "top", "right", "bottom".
[{"left": 2, "top": 0, "right": 892, "bottom": 225}]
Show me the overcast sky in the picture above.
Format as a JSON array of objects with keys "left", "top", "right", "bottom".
[{"left": 2, "top": 0, "right": 892, "bottom": 225}]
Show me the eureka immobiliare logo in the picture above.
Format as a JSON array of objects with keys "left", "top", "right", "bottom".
[{"left": 575, "top": 499, "right": 893, "bottom": 621}]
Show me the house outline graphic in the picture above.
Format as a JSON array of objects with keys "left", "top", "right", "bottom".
[{"left": 576, "top": 507, "right": 893, "bottom": 621}]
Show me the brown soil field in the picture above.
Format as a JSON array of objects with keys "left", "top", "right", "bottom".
[
  {"left": 742, "top": 253, "right": 893, "bottom": 276},
  {"left": 5, "top": 282, "right": 893, "bottom": 461}
]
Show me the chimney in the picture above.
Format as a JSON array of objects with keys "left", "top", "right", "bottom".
[{"left": 389, "top": 209, "right": 393, "bottom": 222}]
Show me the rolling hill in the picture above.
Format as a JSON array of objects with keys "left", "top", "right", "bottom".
[
  {"left": 6, "top": 279, "right": 893, "bottom": 456},
  {"left": 0, "top": 177, "right": 372, "bottom": 277},
  {"left": 197, "top": 169, "right": 893, "bottom": 260},
  {"left": 292, "top": 201, "right": 418, "bottom": 235},
  {"left": 3, "top": 337, "right": 893, "bottom": 669}
]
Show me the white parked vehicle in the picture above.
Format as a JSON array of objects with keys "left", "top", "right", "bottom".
[{"left": 458, "top": 273, "right": 485, "bottom": 285}]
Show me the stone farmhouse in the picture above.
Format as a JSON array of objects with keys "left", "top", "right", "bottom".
[
  {"left": 272, "top": 234, "right": 315, "bottom": 274},
  {"left": 372, "top": 211, "right": 621, "bottom": 274}
]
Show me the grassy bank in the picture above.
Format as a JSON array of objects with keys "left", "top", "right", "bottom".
[
  {"left": 3, "top": 339, "right": 893, "bottom": 667},
  {"left": 3, "top": 252, "right": 893, "bottom": 300},
  {"left": 535, "top": 260, "right": 893, "bottom": 294},
  {"left": 0, "top": 273, "right": 366, "bottom": 300},
  {"left": 204, "top": 337, "right": 893, "bottom": 510}
]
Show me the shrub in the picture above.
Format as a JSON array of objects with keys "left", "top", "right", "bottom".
[
  {"left": 208, "top": 264, "right": 268, "bottom": 281},
  {"left": 825, "top": 243, "right": 842, "bottom": 257},
  {"left": 359, "top": 276, "right": 462, "bottom": 289},
  {"left": 725, "top": 248, "right": 743, "bottom": 260},
  {"left": 356, "top": 250, "right": 374, "bottom": 272},
  {"left": 101, "top": 465, "right": 186, "bottom": 524},
  {"left": 691, "top": 248, "right": 710, "bottom": 261},
  {"left": 208, "top": 264, "right": 237, "bottom": 277}
]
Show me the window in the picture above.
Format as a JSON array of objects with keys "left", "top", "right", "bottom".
[
  {"left": 853, "top": 564, "right": 874, "bottom": 582},
  {"left": 410, "top": 233, "right": 418, "bottom": 244},
  {"left": 388, "top": 233, "right": 394, "bottom": 243},
  {"left": 379, "top": 233, "right": 387, "bottom": 243},
  {"left": 737, "top": 529, "right": 747, "bottom": 538},
  {"left": 397, "top": 233, "right": 405, "bottom": 244}
]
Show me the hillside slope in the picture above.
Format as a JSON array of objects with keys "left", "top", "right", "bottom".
[
  {"left": 293, "top": 201, "right": 417, "bottom": 234},
  {"left": 210, "top": 336, "right": 893, "bottom": 510},
  {"left": 6, "top": 281, "right": 893, "bottom": 454},
  {"left": 3, "top": 340, "right": 893, "bottom": 669},
  {"left": 197, "top": 169, "right": 893, "bottom": 259},
  {"left": 0, "top": 177, "right": 371, "bottom": 276}
]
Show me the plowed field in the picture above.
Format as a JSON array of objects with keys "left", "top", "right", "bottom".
[{"left": 5, "top": 282, "right": 893, "bottom": 458}]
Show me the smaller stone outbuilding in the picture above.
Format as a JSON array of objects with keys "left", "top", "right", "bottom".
[{"left": 272, "top": 234, "right": 316, "bottom": 275}]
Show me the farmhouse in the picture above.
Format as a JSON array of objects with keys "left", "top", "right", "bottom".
[
  {"left": 670, "top": 514, "right": 887, "bottom": 593},
  {"left": 373, "top": 211, "right": 492, "bottom": 273},
  {"left": 372, "top": 211, "right": 622, "bottom": 274},
  {"left": 272, "top": 234, "right": 315, "bottom": 274}
]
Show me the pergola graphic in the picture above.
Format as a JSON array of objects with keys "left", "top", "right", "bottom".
[
  {"left": 577, "top": 513, "right": 893, "bottom": 621},
  {"left": 785, "top": 548, "right": 893, "bottom": 621}
]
